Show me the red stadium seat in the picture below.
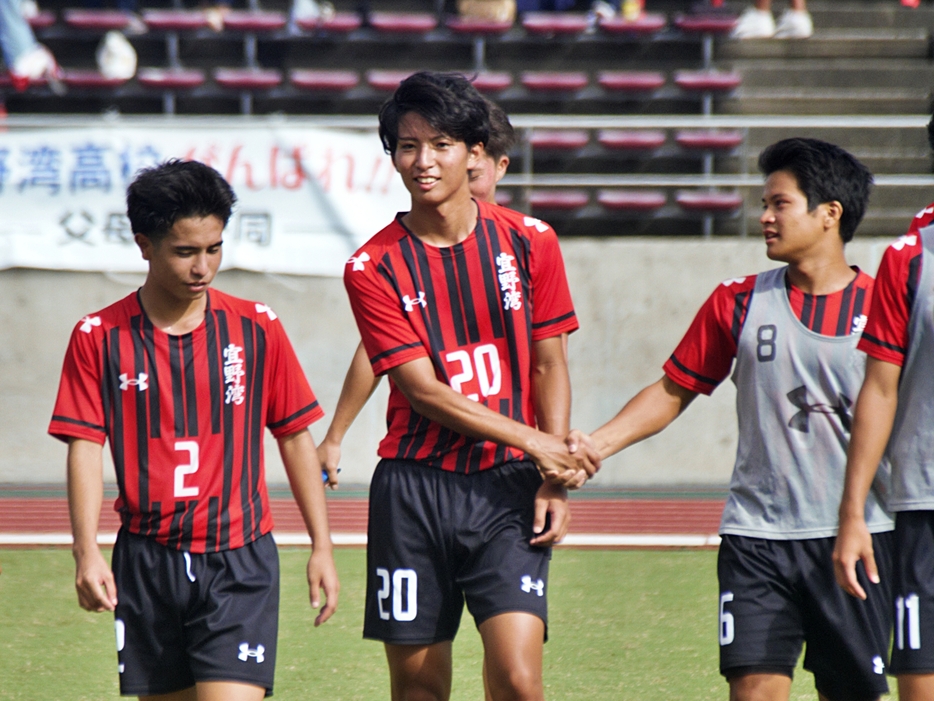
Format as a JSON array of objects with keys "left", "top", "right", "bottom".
[
  {"left": 369, "top": 12, "right": 437, "bottom": 33},
  {"left": 466, "top": 72, "right": 513, "bottom": 92},
  {"left": 366, "top": 70, "right": 413, "bottom": 91},
  {"left": 529, "top": 190, "right": 589, "bottom": 211},
  {"left": 290, "top": 69, "right": 359, "bottom": 91},
  {"left": 597, "top": 71, "right": 665, "bottom": 93},
  {"left": 446, "top": 17, "right": 513, "bottom": 35},
  {"left": 522, "top": 13, "right": 589, "bottom": 36},
  {"left": 673, "top": 13, "right": 738, "bottom": 35},
  {"left": 62, "top": 70, "right": 129, "bottom": 88},
  {"left": 676, "top": 191, "right": 743, "bottom": 213},
  {"left": 0, "top": 72, "right": 49, "bottom": 89},
  {"left": 598, "top": 12, "right": 666, "bottom": 35},
  {"left": 675, "top": 130, "right": 744, "bottom": 151},
  {"left": 27, "top": 11, "right": 56, "bottom": 29},
  {"left": 521, "top": 71, "right": 588, "bottom": 92},
  {"left": 142, "top": 10, "right": 209, "bottom": 31},
  {"left": 214, "top": 68, "right": 282, "bottom": 89},
  {"left": 597, "top": 130, "right": 666, "bottom": 150},
  {"left": 674, "top": 70, "right": 742, "bottom": 93},
  {"left": 320, "top": 12, "right": 363, "bottom": 32},
  {"left": 137, "top": 68, "right": 206, "bottom": 89},
  {"left": 222, "top": 11, "right": 287, "bottom": 32},
  {"left": 598, "top": 190, "right": 667, "bottom": 212},
  {"left": 63, "top": 9, "right": 130, "bottom": 30},
  {"left": 530, "top": 130, "right": 589, "bottom": 150}
]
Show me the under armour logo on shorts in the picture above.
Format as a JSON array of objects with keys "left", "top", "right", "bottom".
[
  {"left": 521, "top": 575, "right": 544, "bottom": 596},
  {"left": 238, "top": 643, "right": 265, "bottom": 663}
]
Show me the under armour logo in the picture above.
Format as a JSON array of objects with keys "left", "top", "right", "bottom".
[
  {"left": 873, "top": 655, "right": 885, "bottom": 675},
  {"left": 520, "top": 575, "right": 544, "bottom": 596},
  {"left": 238, "top": 643, "right": 265, "bottom": 663},
  {"left": 79, "top": 316, "right": 101, "bottom": 333},
  {"left": 119, "top": 373, "right": 149, "bottom": 392},
  {"left": 523, "top": 216, "right": 549, "bottom": 233},
  {"left": 786, "top": 386, "right": 852, "bottom": 433},
  {"left": 915, "top": 206, "right": 934, "bottom": 219},
  {"left": 721, "top": 277, "right": 747, "bottom": 287},
  {"left": 403, "top": 292, "right": 427, "bottom": 312},
  {"left": 851, "top": 314, "right": 868, "bottom": 335},
  {"left": 348, "top": 252, "right": 370, "bottom": 271},
  {"left": 255, "top": 303, "right": 277, "bottom": 321},
  {"left": 892, "top": 235, "right": 917, "bottom": 251}
]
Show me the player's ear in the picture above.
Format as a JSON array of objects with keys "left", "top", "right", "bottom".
[
  {"left": 135, "top": 233, "right": 153, "bottom": 261},
  {"left": 494, "top": 156, "right": 509, "bottom": 183},
  {"left": 823, "top": 201, "right": 843, "bottom": 229},
  {"left": 467, "top": 142, "right": 484, "bottom": 170}
]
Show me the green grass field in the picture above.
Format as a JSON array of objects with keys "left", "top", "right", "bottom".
[{"left": 0, "top": 547, "right": 887, "bottom": 700}]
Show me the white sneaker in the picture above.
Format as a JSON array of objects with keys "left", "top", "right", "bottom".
[
  {"left": 773, "top": 9, "right": 812, "bottom": 38},
  {"left": 96, "top": 30, "right": 137, "bottom": 80},
  {"left": 730, "top": 7, "right": 774, "bottom": 39}
]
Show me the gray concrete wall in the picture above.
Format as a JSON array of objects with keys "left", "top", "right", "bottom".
[{"left": 0, "top": 238, "right": 893, "bottom": 488}]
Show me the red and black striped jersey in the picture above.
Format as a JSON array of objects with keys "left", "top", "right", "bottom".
[
  {"left": 344, "top": 199, "right": 579, "bottom": 473},
  {"left": 49, "top": 289, "right": 323, "bottom": 553},
  {"left": 665, "top": 267, "right": 874, "bottom": 395},
  {"left": 858, "top": 205, "right": 932, "bottom": 366}
]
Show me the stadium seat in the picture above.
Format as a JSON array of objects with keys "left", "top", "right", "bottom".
[
  {"left": 366, "top": 70, "right": 414, "bottom": 91},
  {"left": 446, "top": 16, "right": 513, "bottom": 73},
  {"left": 369, "top": 12, "right": 438, "bottom": 33},
  {"left": 319, "top": 12, "right": 363, "bottom": 33},
  {"left": 598, "top": 189, "right": 667, "bottom": 212},
  {"left": 597, "top": 130, "right": 666, "bottom": 151},
  {"left": 214, "top": 68, "right": 283, "bottom": 89},
  {"left": 598, "top": 13, "right": 666, "bottom": 36},
  {"left": 137, "top": 68, "right": 205, "bottom": 89},
  {"left": 529, "top": 190, "right": 589, "bottom": 210},
  {"left": 521, "top": 71, "right": 588, "bottom": 92},
  {"left": 674, "top": 70, "right": 742, "bottom": 93},
  {"left": 62, "top": 70, "right": 129, "bottom": 88},
  {"left": 142, "top": 10, "right": 209, "bottom": 31},
  {"left": 675, "top": 130, "right": 744, "bottom": 151},
  {"left": 597, "top": 71, "right": 665, "bottom": 93},
  {"left": 521, "top": 13, "right": 589, "bottom": 36},
  {"left": 290, "top": 69, "right": 359, "bottom": 91},
  {"left": 63, "top": 9, "right": 130, "bottom": 30},
  {"left": 27, "top": 11, "right": 56, "bottom": 29},
  {"left": 673, "top": 13, "right": 738, "bottom": 35},
  {"left": 466, "top": 72, "right": 513, "bottom": 93},
  {"left": 222, "top": 11, "right": 287, "bottom": 32},
  {"left": 530, "top": 130, "right": 590, "bottom": 150},
  {"left": 676, "top": 191, "right": 743, "bottom": 213}
]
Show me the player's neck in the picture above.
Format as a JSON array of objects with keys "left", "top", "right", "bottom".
[
  {"left": 785, "top": 253, "right": 856, "bottom": 296},
  {"left": 403, "top": 191, "right": 478, "bottom": 248},
  {"left": 137, "top": 282, "right": 209, "bottom": 335}
]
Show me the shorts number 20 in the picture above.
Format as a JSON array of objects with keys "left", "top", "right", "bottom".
[{"left": 376, "top": 568, "right": 418, "bottom": 622}]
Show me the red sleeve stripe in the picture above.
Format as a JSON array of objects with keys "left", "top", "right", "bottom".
[
  {"left": 860, "top": 332, "right": 906, "bottom": 354},
  {"left": 532, "top": 310, "right": 577, "bottom": 330},
  {"left": 267, "top": 401, "right": 320, "bottom": 430},
  {"left": 668, "top": 353, "right": 720, "bottom": 388},
  {"left": 51, "top": 414, "right": 106, "bottom": 432}
]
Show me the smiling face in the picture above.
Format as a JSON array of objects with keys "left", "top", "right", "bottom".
[
  {"left": 136, "top": 215, "right": 224, "bottom": 305},
  {"left": 392, "top": 111, "right": 482, "bottom": 208},
  {"left": 760, "top": 169, "right": 840, "bottom": 264}
]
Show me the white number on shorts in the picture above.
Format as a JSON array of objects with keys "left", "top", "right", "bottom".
[
  {"left": 896, "top": 593, "right": 922, "bottom": 650},
  {"left": 445, "top": 344, "right": 502, "bottom": 401},
  {"left": 115, "top": 619, "right": 125, "bottom": 652},
  {"left": 719, "top": 592, "right": 735, "bottom": 646},
  {"left": 174, "top": 441, "right": 200, "bottom": 498},
  {"left": 375, "top": 567, "right": 418, "bottom": 622}
]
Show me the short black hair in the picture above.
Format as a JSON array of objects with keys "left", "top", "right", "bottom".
[
  {"left": 484, "top": 98, "right": 516, "bottom": 161},
  {"left": 378, "top": 71, "right": 490, "bottom": 156},
  {"left": 126, "top": 159, "right": 237, "bottom": 241},
  {"left": 758, "top": 137, "right": 873, "bottom": 243}
]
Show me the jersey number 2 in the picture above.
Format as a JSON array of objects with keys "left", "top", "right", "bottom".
[{"left": 174, "top": 441, "right": 199, "bottom": 498}]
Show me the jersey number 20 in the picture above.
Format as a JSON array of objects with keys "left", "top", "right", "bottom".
[{"left": 446, "top": 344, "right": 502, "bottom": 401}]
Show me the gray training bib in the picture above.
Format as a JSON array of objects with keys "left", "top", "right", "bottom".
[{"left": 720, "top": 266, "right": 892, "bottom": 539}]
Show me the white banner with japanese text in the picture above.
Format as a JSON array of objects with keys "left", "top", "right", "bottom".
[{"left": 0, "top": 123, "right": 410, "bottom": 276}]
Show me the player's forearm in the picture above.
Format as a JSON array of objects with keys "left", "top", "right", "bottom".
[
  {"left": 66, "top": 438, "right": 105, "bottom": 556},
  {"left": 324, "top": 342, "right": 381, "bottom": 445},
  {"left": 531, "top": 335, "right": 571, "bottom": 436},
  {"left": 839, "top": 358, "right": 901, "bottom": 521},
  {"left": 590, "top": 376, "right": 697, "bottom": 460},
  {"left": 278, "top": 429, "right": 334, "bottom": 551}
]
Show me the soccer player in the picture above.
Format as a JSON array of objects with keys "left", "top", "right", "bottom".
[
  {"left": 317, "top": 97, "right": 517, "bottom": 485},
  {"left": 48, "top": 159, "right": 339, "bottom": 701},
  {"left": 568, "top": 138, "right": 893, "bottom": 701},
  {"left": 834, "top": 115, "right": 934, "bottom": 701},
  {"left": 343, "top": 71, "right": 597, "bottom": 701}
]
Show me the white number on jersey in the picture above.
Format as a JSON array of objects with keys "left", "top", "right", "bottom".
[
  {"left": 174, "top": 441, "right": 200, "bottom": 498},
  {"left": 445, "top": 344, "right": 502, "bottom": 401}
]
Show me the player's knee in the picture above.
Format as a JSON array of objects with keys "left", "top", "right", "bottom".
[{"left": 487, "top": 664, "right": 543, "bottom": 701}]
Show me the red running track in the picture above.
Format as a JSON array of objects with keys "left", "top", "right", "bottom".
[{"left": 0, "top": 497, "right": 724, "bottom": 536}]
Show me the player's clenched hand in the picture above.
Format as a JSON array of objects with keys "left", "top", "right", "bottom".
[
  {"left": 307, "top": 549, "right": 340, "bottom": 627},
  {"left": 529, "top": 432, "right": 600, "bottom": 482},
  {"left": 530, "top": 481, "right": 570, "bottom": 547},
  {"left": 565, "top": 429, "right": 600, "bottom": 489},
  {"left": 833, "top": 514, "right": 879, "bottom": 600},
  {"left": 73, "top": 546, "right": 117, "bottom": 612},
  {"left": 316, "top": 439, "right": 341, "bottom": 490}
]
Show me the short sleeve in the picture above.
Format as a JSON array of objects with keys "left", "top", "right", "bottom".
[
  {"left": 344, "top": 252, "right": 428, "bottom": 376},
  {"left": 663, "top": 278, "right": 754, "bottom": 396},
  {"left": 529, "top": 225, "right": 579, "bottom": 340},
  {"left": 858, "top": 235, "right": 919, "bottom": 366},
  {"left": 49, "top": 322, "right": 107, "bottom": 444},
  {"left": 263, "top": 316, "right": 325, "bottom": 438}
]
